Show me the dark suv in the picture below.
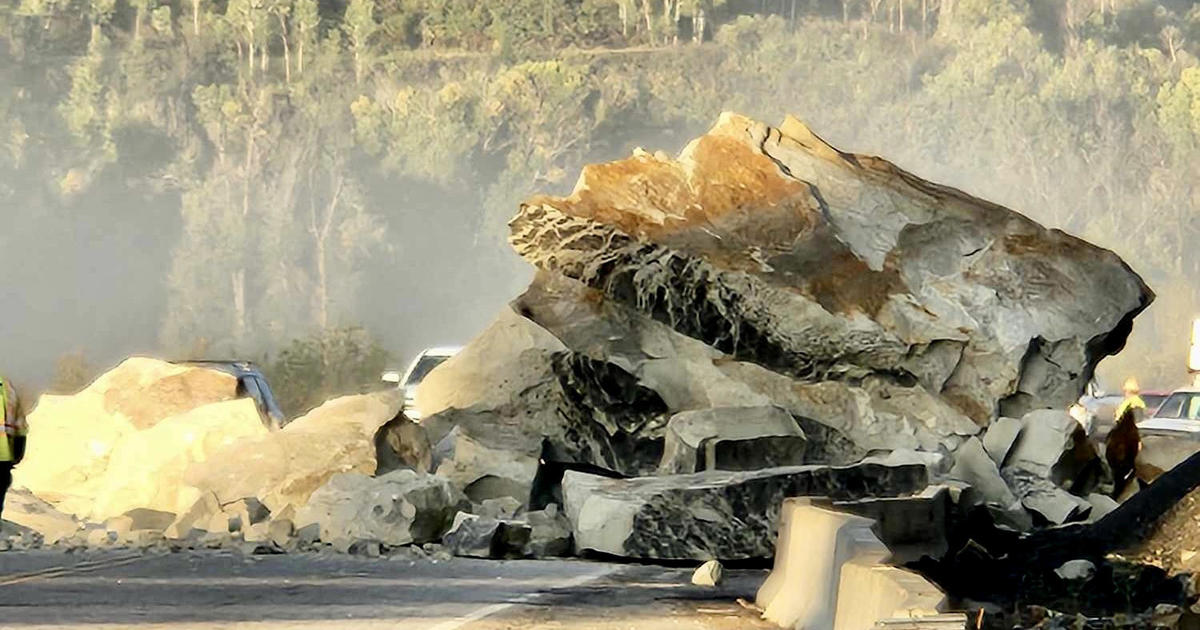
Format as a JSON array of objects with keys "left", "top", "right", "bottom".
[{"left": 179, "top": 361, "right": 286, "bottom": 429}]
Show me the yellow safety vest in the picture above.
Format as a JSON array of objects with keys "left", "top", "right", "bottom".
[
  {"left": 1114, "top": 395, "right": 1146, "bottom": 422},
  {"left": 0, "top": 378, "right": 27, "bottom": 463}
]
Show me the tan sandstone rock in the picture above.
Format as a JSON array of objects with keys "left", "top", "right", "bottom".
[
  {"left": 185, "top": 390, "right": 403, "bottom": 512},
  {"left": 15, "top": 358, "right": 242, "bottom": 518}
]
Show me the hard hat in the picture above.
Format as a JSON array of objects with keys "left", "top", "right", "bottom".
[{"left": 1123, "top": 377, "right": 1140, "bottom": 394}]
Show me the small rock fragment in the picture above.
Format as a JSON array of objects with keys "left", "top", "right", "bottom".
[
  {"left": 692, "top": 560, "right": 724, "bottom": 586},
  {"left": 1054, "top": 559, "right": 1096, "bottom": 582}
]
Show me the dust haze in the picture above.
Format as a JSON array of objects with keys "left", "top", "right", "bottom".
[{"left": 2, "top": 0, "right": 1196, "bottom": 397}]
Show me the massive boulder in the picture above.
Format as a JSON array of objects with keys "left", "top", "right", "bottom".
[
  {"left": 561, "top": 460, "right": 928, "bottom": 560},
  {"left": 415, "top": 113, "right": 1148, "bottom": 518},
  {"left": 509, "top": 113, "right": 1150, "bottom": 426},
  {"left": 14, "top": 359, "right": 252, "bottom": 520}
]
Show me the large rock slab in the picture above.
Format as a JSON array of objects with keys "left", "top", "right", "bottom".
[
  {"left": 509, "top": 113, "right": 1150, "bottom": 426},
  {"left": 295, "top": 470, "right": 464, "bottom": 547},
  {"left": 423, "top": 274, "right": 976, "bottom": 506},
  {"left": 562, "top": 461, "right": 928, "bottom": 560},
  {"left": 658, "top": 406, "right": 807, "bottom": 474}
]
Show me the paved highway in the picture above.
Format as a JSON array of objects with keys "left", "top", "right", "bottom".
[{"left": 0, "top": 550, "right": 773, "bottom": 629}]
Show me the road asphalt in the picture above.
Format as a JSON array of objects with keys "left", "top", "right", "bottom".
[{"left": 0, "top": 549, "right": 775, "bottom": 629}]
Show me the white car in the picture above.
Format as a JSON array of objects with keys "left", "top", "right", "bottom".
[
  {"left": 382, "top": 346, "right": 462, "bottom": 421},
  {"left": 1137, "top": 388, "right": 1200, "bottom": 437}
]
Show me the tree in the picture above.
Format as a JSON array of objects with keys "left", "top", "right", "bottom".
[{"left": 343, "top": 0, "right": 378, "bottom": 84}]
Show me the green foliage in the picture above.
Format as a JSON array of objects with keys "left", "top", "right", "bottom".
[
  {"left": 8, "top": 0, "right": 1200, "bottom": 390},
  {"left": 264, "top": 326, "right": 389, "bottom": 417}
]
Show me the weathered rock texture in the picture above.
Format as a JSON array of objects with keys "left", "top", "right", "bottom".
[
  {"left": 561, "top": 461, "right": 927, "bottom": 560},
  {"left": 658, "top": 406, "right": 807, "bottom": 474},
  {"left": 416, "top": 113, "right": 1149, "bottom": 536},
  {"left": 295, "top": 470, "right": 464, "bottom": 547},
  {"left": 186, "top": 391, "right": 403, "bottom": 512},
  {"left": 510, "top": 112, "right": 1150, "bottom": 427},
  {"left": 15, "top": 358, "right": 256, "bottom": 520}
]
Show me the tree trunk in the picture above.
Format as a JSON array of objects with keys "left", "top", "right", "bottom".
[
  {"left": 619, "top": 1, "right": 628, "bottom": 37},
  {"left": 297, "top": 35, "right": 304, "bottom": 75},
  {"left": 279, "top": 30, "right": 291, "bottom": 83},
  {"left": 192, "top": 0, "right": 199, "bottom": 36},
  {"left": 898, "top": 0, "right": 903, "bottom": 32},
  {"left": 231, "top": 269, "right": 246, "bottom": 346},
  {"left": 314, "top": 230, "right": 328, "bottom": 330},
  {"left": 242, "top": 133, "right": 253, "bottom": 217},
  {"left": 309, "top": 168, "right": 344, "bottom": 332},
  {"left": 693, "top": 5, "right": 705, "bottom": 42},
  {"left": 672, "top": 0, "right": 681, "bottom": 44},
  {"left": 641, "top": 0, "right": 655, "bottom": 44}
]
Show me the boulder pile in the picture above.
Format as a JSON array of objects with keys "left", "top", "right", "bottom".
[
  {"left": 411, "top": 111, "right": 1150, "bottom": 559},
  {"left": 10, "top": 114, "right": 1195, "bottom": 623}
]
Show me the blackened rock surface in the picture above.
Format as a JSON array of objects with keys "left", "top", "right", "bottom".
[
  {"left": 441, "top": 512, "right": 532, "bottom": 559},
  {"left": 510, "top": 113, "right": 1151, "bottom": 426},
  {"left": 561, "top": 461, "right": 928, "bottom": 561},
  {"left": 417, "top": 305, "right": 669, "bottom": 503}
]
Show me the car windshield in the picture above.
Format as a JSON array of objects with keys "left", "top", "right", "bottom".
[
  {"left": 404, "top": 355, "right": 451, "bottom": 387},
  {"left": 1143, "top": 394, "right": 1167, "bottom": 413},
  {"left": 1153, "top": 393, "right": 1200, "bottom": 420}
]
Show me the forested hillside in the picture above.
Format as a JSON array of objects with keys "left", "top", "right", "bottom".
[{"left": 3, "top": 0, "right": 1199, "bottom": 397}]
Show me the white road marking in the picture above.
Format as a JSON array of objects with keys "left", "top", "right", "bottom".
[{"left": 427, "top": 566, "right": 619, "bottom": 630}]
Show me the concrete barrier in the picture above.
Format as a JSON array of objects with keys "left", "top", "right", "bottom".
[{"left": 756, "top": 498, "right": 966, "bottom": 630}]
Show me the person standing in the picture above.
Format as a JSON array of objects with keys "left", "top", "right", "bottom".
[
  {"left": 1113, "top": 377, "right": 1146, "bottom": 421},
  {"left": 0, "top": 376, "right": 28, "bottom": 522},
  {"left": 1106, "top": 377, "right": 1144, "bottom": 498}
]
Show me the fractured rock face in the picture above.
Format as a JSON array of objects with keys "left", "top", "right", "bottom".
[
  {"left": 373, "top": 411, "right": 433, "bottom": 476},
  {"left": 441, "top": 512, "right": 531, "bottom": 559},
  {"left": 509, "top": 113, "right": 1150, "bottom": 426},
  {"left": 186, "top": 391, "right": 403, "bottom": 512},
  {"left": 1004, "top": 410, "right": 1101, "bottom": 494},
  {"left": 295, "top": 470, "right": 465, "bottom": 547},
  {"left": 658, "top": 406, "right": 807, "bottom": 474},
  {"left": 15, "top": 358, "right": 244, "bottom": 518},
  {"left": 562, "top": 461, "right": 928, "bottom": 560},
  {"left": 524, "top": 504, "right": 573, "bottom": 557}
]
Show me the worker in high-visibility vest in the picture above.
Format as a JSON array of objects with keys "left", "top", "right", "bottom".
[
  {"left": 1113, "top": 377, "right": 1147, "bottom": 421},
  {"left": 0, "top": 376, "right": 28, "bottom": 522},
  {"left": 1106, "top": 377, "right": 1144, "bottom": 498}
]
